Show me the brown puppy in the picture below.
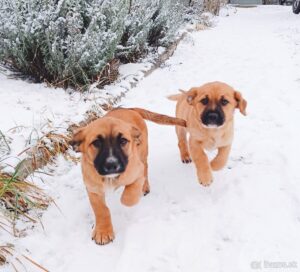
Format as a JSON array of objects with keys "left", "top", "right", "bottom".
[
  {"left": 168, "top": 81, "right": 247, "bottom": 186},
  {"left": 71, "top": 108, "right": 186, "bottom": 245}
]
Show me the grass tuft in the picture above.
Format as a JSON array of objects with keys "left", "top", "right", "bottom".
[
  {"left": 0, "top": 170, "right": 51, "bottom": 224},
  {"left": 0, "top": 244, "right": 49, "bottom": 271}
]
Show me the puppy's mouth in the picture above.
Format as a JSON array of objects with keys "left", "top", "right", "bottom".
[
  {"left": 202, "top": 124, "right": 224, "bottom": 129},
  {"left": 103, "top": 173, "right": 122, "bottom": 190},
  {"left": 201, "top": 109, "right": 225, "bottom": 128},
  {"left": 103, "top": 173, "right": 121, "bottom": 179}
]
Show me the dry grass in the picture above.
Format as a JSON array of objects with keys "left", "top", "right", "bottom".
[
  {"left": 0, "top": 130, "right": 52, "bottom": 227},
  {"left": 0, "top": 244, "right": 49, "bottom": 271},
  {"left": 92, "top": 59, "right": 120, "bottom": 89},
  {"left": 0, "top": 168, "right": 52, "bottom": 271},
  {"left": 0, "top": 131, "right": 53, "bottom": 271},
  {"left": 0, "top": 130, "right": 11, "bottom": 157},
  {"left": 0, "top": 214, "right": 14, "bottom": 236},
  {"left": 16, "top": 131, "right": 78, "bottom": 180},
  {"left": 24, "top": 131, "right": 73, "bottom": 162},
  {"left": 0, "top": 171, "right": 51, "bottom": 224}
]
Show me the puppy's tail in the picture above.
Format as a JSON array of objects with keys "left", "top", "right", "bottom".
[
  {"left": 130, "top": 108, "right": 186, "bottom": 127},
  {"left": 167, "top": 89, "right": 186, "bottom": 101}
]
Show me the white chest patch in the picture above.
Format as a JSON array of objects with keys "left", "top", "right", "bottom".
[{"left": 104, "top": 174, "right": 120, "bottom": 190}]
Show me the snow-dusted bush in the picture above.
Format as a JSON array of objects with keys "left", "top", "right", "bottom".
[
  {"left": 148, "top": 0, "right": 185, "bottom": 47},
  {"left": 117, "top": 0, "right": 157, "bottom": 62},
  {"left": 117, "top": 0, "right": 185, "bottom": 62},
  {"left": 0, "top": 0, "right": 193, "bottom": 88},
  {"left": 183, "top": 0, "right": 205, "bottom": 23},
  {"left": 117, "top": 1, "right": 152, "bottom": 62},
  {"left": 0, "top": 0, "right": 127, "bottom": 89}
]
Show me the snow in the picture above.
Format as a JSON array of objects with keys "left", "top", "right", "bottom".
[{"left": 1, "top": 5, "right": 300, "bottom": 272}]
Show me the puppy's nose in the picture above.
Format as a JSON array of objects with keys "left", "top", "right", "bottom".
[
  {"left": 103, "top": 161, "right": 121, "bottom": 174},
  {"left": 207, "top": 112, "right": 218, "bottom": 121}
]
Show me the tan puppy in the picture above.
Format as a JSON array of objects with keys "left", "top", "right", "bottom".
[
  {"left": 71, "top": 108, "right": 186, "bottom": 245},
  {"left": 168, "top": 81, "right": 247, "bottom": 186}
]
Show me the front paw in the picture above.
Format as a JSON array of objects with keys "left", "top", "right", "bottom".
[
  {"left": 180, "top": 152, "right": 192, "bottom": 164},
  {"left": 92, "top": 227, "right": 115, "bottom": 245},
  {"left": 121, "top": 182, "right": 143, "bottom": 206},
  {"left": 197, "top": 170, "right": 213, "bottom": 187},
  {"left": 210, "top": 158, "right": 226, "bottom": 171},
  {"left": 142, "top": 179, "right": 150, "bottom": 196},
  {"left": 121, "top": 192, "right": 141, "bottom": 207}
]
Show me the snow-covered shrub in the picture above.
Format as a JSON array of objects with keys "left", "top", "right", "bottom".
[
  {"left": 183, "top": 0, "right": 205, "bottom": 23},
  {"left": 117, "top": 0, "right": 185, "bottom": 62},
  {"left": 117, "top": 0, "right": 158, "bottom": 62},
  {"left": 0, "top": 0, "right": 193, "bottom": 88},
  {"left": 147, "top": 0, "right": 185, "bottom": 47},
  {"left": 0, "top": 0, "right": 128, "bottom": 89}
]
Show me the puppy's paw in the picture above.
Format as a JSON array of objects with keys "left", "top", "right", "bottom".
[
  {"left": 180, "top": 152, "right": 192, "bottom": 164},
  {"left": 121, "top": 192, "right": 141, "bottom": 207},
  {"left": 142, "top": 180, "right": 150, "bottom": 196},
  {"left": 92, "top": 228, "right": 115, "bottom": 245},
  {"left": 198, "top": 171, "right": 213, "bottom": 187},
  {"left": 210, "top": 158, "right": 226, "bottom": 171},
  {"left": 200, "top": 178, "right": 213, "bottom": 187}
]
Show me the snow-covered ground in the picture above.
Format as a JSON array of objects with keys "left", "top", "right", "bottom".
[{"left": 1, "top": 5, "right": 300, "bottom": 272}]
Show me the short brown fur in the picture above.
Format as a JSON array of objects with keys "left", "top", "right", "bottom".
[
  {"left": 71, "top": 108, "right": 186, "bottom": 245},
  {"left": 168, "top": 81, "right": 247, "bottom": 186}
]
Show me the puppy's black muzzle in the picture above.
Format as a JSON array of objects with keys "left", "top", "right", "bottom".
[
  {"left": 93, "top": 137, "right": 128, "bottom": 176},
  {"left": 96, "top": 156, "right": 127, "bottom": 176},
  {"left": 102, "top": 160, "right": 124, "bottom": 175},
  {"left": 201, "top": 108, "right": 224, "bottom": 127}
]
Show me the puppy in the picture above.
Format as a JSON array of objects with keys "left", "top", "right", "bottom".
[
  {"left": 71, "top": 108, "right": 186, "bottom": 245},
  {"left": 168, "top": 81, "right": 247, "bottom": 186}
]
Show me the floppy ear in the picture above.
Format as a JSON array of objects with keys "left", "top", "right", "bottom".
[
  {"left": 69, "top": 127, "right": 86, "bottom": 152},
  {"left": 186, "top": 89, "right": 197, "bottom": 105},
  {"left": 234, "top": 91, "right": 247, "bottom": 116},
  {"left": 131, "top": 126, "right": 142, "bottom": 146}
]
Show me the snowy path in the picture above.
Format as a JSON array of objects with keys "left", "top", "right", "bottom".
[{"left": 5, "top": 6, "right": 300, "bottom": 272}]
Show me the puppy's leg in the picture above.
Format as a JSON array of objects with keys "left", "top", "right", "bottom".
[
  {"left": 121, "top": 177, "right": 144, "bottom": 207},
  {"left": 189, "top": 138, "right": 213, "bottom": 186},
  {"left": 87, "top": 191, "right": 114, "bottom": 245},
  {"left": 142, "top": 161, "right": 150, "bottom": 196},
  {"left": 176, "top": 126, "right": 191, "bottom": 163},
  {"left": 211, "top": 145, "right": 231, "bottom": 171}
]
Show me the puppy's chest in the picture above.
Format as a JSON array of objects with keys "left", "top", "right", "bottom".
[
  {"left": 201, "top": 131, "right": 231, "bottom": 150},
  {"left": 203, "top": 135, "right": 221, "bottom": 150},
  {"left": 103, "top": 177, "right": 122, "bottom": 190},
  {"left": 190, "top": 123, "right": 233, "bottom": 150}
]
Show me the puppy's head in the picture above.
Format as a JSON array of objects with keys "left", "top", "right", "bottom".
[
  {"left": 70, "top": 117, "right": 141, "bottom": 178},
  {"left": 185, "top": 82, "right": 247, "bottom": 128}
]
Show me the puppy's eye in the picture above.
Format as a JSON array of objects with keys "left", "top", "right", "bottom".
[
  {"left": 221, "top": 98, "right": 229, "bottom": 106},
  {"left": 200, "top": 97, "right": 209, "bottom": 105},
  {"left": 120, "top": 137, "right": 128, "bottom": 146},
  {"left": 92, "top": 138, "right": 102, "bottom": 148}
]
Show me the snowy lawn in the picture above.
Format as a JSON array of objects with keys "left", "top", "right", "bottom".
[{"left": 2, "top": 5, "right": 300, "bottom": 272}]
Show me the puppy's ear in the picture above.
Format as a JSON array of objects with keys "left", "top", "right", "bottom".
[
  {"left": 70, "top": 127, "right": 86, "bottom": 152},
  {"left": 234, "top": 91, "right": 247, "bottom": 116},
  {"left": 131, "top": 126, "right": 142, "bottom": 146},
  {"left": 186, "top": 89, "right": 197, "bottom": 105}
]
